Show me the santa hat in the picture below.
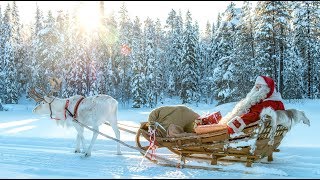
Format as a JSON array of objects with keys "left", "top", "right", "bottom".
[{"left": 255, "top": 76, "right": 275, "bottom": 99}]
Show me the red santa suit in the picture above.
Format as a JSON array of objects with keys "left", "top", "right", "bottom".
[{"left": 219, "top": 76, "right": 285, "bottom": 134}]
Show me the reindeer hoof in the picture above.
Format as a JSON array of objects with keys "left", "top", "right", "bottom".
[
  {"left": 116, "top": 152, "right": 122, "bottom": 155},
  {"left": 74, "top": 149, "right": 81, "bottom": 153},
  {"left": 80, "top": 153, "right": 91, "bottom": 158}
]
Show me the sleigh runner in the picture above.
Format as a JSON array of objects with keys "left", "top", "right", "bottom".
[{"left": 135, "top": 106, "right": 289, "bottom": 167}]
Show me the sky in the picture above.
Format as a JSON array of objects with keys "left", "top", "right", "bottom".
[
  {"left": 0, "top": 96, "right": 320, "bottom": 178},
  {"left": 0, "top": 1, "right": 247, "bottom": 32}
]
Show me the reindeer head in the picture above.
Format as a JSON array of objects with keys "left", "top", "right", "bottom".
[{"left": 28, "top": 77, "right": 62, "bottom": 115}]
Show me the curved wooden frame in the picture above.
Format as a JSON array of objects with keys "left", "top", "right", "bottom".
[{"left": 135, "top": 119, "right": 288, "bottom": 167}]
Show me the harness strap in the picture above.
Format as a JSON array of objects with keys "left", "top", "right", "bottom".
[
  {"left": 65, "top": 96, "right": 85, "bottom": 119},
  {"left": 49, "top": 97, "right": 61, "bottom": 120},
  {"left": 64, "top": 100, "right": 70, "bottom": 119},
  {"left": 74, "top": 97, "right": 85, "bottom": 118}
]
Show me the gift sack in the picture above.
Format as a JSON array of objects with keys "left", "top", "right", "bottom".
[{"left": 196, "top": 111, "right": 222, "bottom": 125}]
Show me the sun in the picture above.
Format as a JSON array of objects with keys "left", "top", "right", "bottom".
[{"left": 76, "top": 2, "right": 101, "bottom": 33}]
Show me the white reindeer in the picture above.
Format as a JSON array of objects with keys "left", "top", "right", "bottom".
[{"left": 28, "top": 78, "right": 121, "bottom": 157}]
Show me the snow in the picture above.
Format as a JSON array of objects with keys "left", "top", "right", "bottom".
[{"left": 1, "top": 97, "right": 320, "bottom": 178}]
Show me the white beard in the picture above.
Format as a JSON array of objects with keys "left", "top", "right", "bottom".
[{"left": 219, "top": 85, "right": 270, "bottom": 124}]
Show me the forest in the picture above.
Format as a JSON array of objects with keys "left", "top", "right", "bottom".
[{"left": 0, "top": 1, "right": 319, "bottom": 108}]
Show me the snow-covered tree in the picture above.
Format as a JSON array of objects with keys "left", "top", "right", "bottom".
[
  {"left": 253, "top": 1, "right": 292, "bottom": 95},
  {"left": 293, "top": 1, "right": 320, "bottom": 98},
  {"left": 1, "top": 4, "right": 19, "bottom": 103},
  {"left": 153, "top": 19, "right": 166, "bottom": 105},
  {"left": 64, "top": 8, "right": 89, "bottom": 97},
  {"left": 144, "top": 17, "right": 157, "bottom": 108},
  {"left": 164, "top": 9, "right": 184, "bottom": 97},
  {"left": 116, "top": 3, "right": 133, "bottom": 106},
  {"left": 180, "top": 10, "right": 199, "bottom": 104},
  {"left": 198, "top": 21, "right": 214, "bottom": 103},
  {"left": 232, "top": 1, "right": 255, "bottom": 100},
  {"left": 211, "top": 2, "right": 240, "bottom": 104},
  {"left": 131, "top": 16, "right": 145, "bottom": 108},
  {"left": 282, "top": 36, "right": 304, "bottom": 99},
  {"left": 0, "top": 5, "right": 4, "bottom": 101}
]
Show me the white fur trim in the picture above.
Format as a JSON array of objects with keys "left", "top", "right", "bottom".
[
  {"left": 264, "top": 90, "right": 283, "bottom": 101},
  {"left": 227, "top": 116, "right": 246, "bottom": 133},
  {"left": 255, "top": 76, "right": 267, "bottom": 85}
]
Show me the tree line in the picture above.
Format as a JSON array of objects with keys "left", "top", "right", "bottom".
[{"left": 0, "top": 1, "right": 319, "bottom": 108}]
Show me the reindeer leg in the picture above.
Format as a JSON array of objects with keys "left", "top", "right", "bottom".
[
  {"left": 83, "top": 125, "right": 99, "bottom": 157},
  {"left": 79, "top": 126, "right": 87, "bottom": 153},
  {"left": 74, "top": 134, "right": 81, "bottom": 153},
  {"left": 74, "top": 123, "right": 87, "bottom": 154},
  {"left": 110, "top": 122, "right": 121, "bottom": 155},
  {"left": 73, "top": 124, "right": 81, "bottom": 153}
]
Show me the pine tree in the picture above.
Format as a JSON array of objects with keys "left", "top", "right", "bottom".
[
  {"left": 104, "top": 13, "right": 118, "bottom": 97},
  {"left": 1, "top": 4, "right": 19, "bottom": 103},
  {"left": 64, "top": 8, "right": 88, "bottom": 97},
  {"left": 4, "top": 42, "right": 18, "bottom": 103},
  {"left": 293, "top": 1, "right": 320, "bottom": 98},
  {"left": 39, "top": 11, "right": 64, "bottom": 80},
  {"left": 180, "top": 10, "right": 199, "bottom": 104},
  {"left": 232, "top": 1, "right": 255, "bottom": 100},
  {"left": 131, "top": 16, "right": 145, "bottom": 108},
  {"left": 11, "top": 1, "right": 21, "bottom": 45},
  {"left": 34, "top": 3, "right": 43, "bottom": 37},
  {"left": 0, "top": 5, "right": 4, "bottom": 101},
  {"left": 11, "top": 1, "right": 28, "bottom": 97},
  {"left": 117, "top": 2, "right": 133, "bottom": 106},
  {"left": 144, "top": 17, "right": 157, "bottom": 108},
  {"left": 211, "top": 2, "right": 240, "bottom": 104},
  {"left": 164, "top": 9, "right": 184, "bottom": 97},
  {"left": 29, "top": 4, "right": 45, "bottom": 96},
  {"left": 254, "top": 2, "right": 276, "bottom": 78},
  {"left": 282, "top": 35, "right": 304, "bottom": 99},
  {"left": 253, "top": 1, "right": 292, "bottom": 94},
  {"left": 199, "top": 21, "right": 213, "bottom": 103},
  {"left": 154, "top": 19, "right": 166, "bottom": 105}
]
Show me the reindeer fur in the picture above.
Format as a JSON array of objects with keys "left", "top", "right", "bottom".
[{"left": 33, "top": 94, "right": 121, "bottom": 157}]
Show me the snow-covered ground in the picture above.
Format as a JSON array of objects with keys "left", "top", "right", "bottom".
[{"left": 1, "top": 97, "right": 320, "bottom": 178}]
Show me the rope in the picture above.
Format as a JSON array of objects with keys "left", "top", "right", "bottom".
[
  {"left": 104, "top": 122, "right": 137, "bottom": 135},
  {"left": 117, "top": 122, "right": 140, "bottom": 129},
  {"left": 71, "top": 118, "right": 180, "bottom": 167}
]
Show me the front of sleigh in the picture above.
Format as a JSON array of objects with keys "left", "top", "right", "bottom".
[{"left": 136, "top": 116, "right": 289, "bottom": 167}]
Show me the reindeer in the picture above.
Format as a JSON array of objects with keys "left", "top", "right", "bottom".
[{"left": 28, "top": 78, "right": 121, "bottom": 157}]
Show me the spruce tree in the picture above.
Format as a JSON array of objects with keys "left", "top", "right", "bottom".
[
  {"left": 131, "top": 16, "right": 145, "bottom": 108},
  {"left": 117, "top": 3, "right": 133, "bottom": 107},
  {"left": 180, "top": 10, "right": 199, "bottom": 104}
]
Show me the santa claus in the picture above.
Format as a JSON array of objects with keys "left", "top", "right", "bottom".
[{"left": 218, "top": 75, "right": 285, "bottom": 134}]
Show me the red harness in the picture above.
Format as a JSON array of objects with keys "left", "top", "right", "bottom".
[{"left": 51, "top": 97, "right": 85, "bottom": 120}]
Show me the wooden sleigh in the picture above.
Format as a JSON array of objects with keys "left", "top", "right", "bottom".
[{"left": 135, "top": 116, "right": 288, "bottom": 167}]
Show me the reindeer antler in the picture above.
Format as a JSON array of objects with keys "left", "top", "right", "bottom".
[
  {"left": 48, "top": 77, "right": 62, "bottom": 96},
  {"left": 28, "top": 87, "right": 46, "bottom": 103},
  {"left": 28, "top": 77, "right": 62, "bottom": 102}
]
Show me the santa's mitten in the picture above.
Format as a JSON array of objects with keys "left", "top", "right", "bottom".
[{"left": 227, "top": 116, "right": 246, "bottom": 134}]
